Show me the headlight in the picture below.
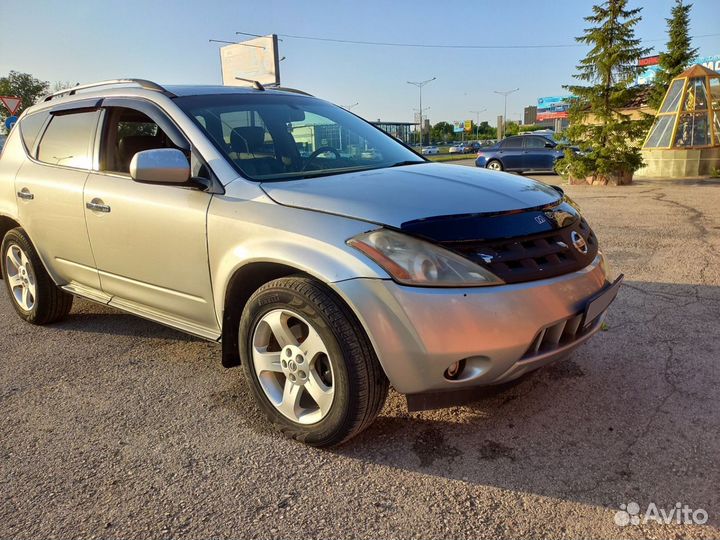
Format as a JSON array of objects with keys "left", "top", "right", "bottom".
[{"left": 347, "top": 229, "right": 503, "bottom": 287}]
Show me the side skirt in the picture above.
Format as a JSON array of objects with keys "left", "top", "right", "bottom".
[{"left": 61, "top": 282, "right": 222, "bottom": 342}]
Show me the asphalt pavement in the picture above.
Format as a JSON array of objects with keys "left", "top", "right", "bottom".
[{"left": 1, "top": 178, "right": 719, "bottom": 539}]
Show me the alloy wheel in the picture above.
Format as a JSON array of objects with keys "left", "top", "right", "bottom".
[
  {"left": 5, "top": 244, "right": 36, "bottom": 311},
  {"left": 487, "top": 161, "right": 502, "bottom": 171},
  {"left": 251, "top": 308, "right": 335, "bottom": 424}
]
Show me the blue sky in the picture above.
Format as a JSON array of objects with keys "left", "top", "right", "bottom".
[{"left": 1, "top": 0, "right": 718, "bottom": 125}]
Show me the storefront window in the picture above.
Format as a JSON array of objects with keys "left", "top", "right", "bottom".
[
  {"left": 673, "top": 112, "right": 710, "bottom": 147},
  {"left": 645, "top": 115, "right": 675, "bottom": 148},
  {"left": 682, "top": 78, "right": 709, "bottom": 111},
  {"left": 709, "top": 78, "right": 720, "bottom": 110},
  {"left": 660, "top": 79, "right": 685, "bottom": 113}
]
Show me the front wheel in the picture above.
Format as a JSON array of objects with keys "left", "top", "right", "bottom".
[
  {"left": 239, "top": 276, "right": 389, "bottom": 447},
  {"left": 1, "top": 228, "right": 73, "bottom": 324},
  {"left": 486, "top": 159, "right": 503, "bottom": 171}
]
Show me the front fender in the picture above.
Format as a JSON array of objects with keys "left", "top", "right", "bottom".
[{"left": 207, "top": 191, "right": 389, "bottom": 320}]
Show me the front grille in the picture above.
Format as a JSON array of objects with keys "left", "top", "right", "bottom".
[
  {"left": 443, "top": 218, "right": 598, "bottom": 284},
  {"left": 522, "top": 313, "right": 588, "bottom": 360}
]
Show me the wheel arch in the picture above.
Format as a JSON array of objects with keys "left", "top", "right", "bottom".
[
  {"left": 0, "top": 215, "right": 23, "bottom": 279},
  {"left": 0, "top": 215, "right": 62, "bottom": 287},
  {"left": 220, "top": 261, "right": 310, "bottom": 368}
]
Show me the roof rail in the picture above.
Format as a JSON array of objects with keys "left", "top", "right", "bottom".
[
  {"left": 43, "top": 79, "right": 173, "bottom": 102},
  {"left": 273, "top": 86, "right": 313, "bottom": 97}
]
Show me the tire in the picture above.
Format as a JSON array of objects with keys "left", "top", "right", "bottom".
[
  {"left": 1, "top": 228, "right": 73, "bottom": 324},
  {"left": 239, "top": 275, "right": 389, "bottom": 447},
  {"left": 486, "top": 159, "right": 504, "bottom": 171}
]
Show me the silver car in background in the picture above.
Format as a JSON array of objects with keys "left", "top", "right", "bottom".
[{"left": 0, "top": 79, "right": 622, "bottom": 446}]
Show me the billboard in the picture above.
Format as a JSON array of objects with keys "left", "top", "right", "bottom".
[
  {"left": 464, "top": 120, "right": 473, "bottom": 132},
  {"left": 221, "top": 34, "right": 280, "bottom": 87},
  {"left": 452, "top": 120, "right": 464, "bottom": 133},
  {"left": 537, "top": 96, "right": 570, "bottom": 121},
  {"left": 636, "top": 53, "right": 720, "bottom": 85}
]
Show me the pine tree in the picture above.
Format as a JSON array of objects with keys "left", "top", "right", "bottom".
[
  {"left": 562, "top": 0, "right": 651, "bottom": 185},
  {"left": 648, "top": 0, "right": 698, "bottom": 110}
]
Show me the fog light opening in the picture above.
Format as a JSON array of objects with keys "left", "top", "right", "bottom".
[{"left": 444, "top": 359, "right": 466, "bottom": 381}]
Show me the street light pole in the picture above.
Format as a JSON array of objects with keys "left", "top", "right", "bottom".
[
  {"left": 341, "top": 102, "right": 359, "bottom": 111},
  {"left": 494, "top": 88, "right": 519, "bottom": 139},
  {"left": 407, "top": 77, "right": 436, "bottom": 146},
  {"left": 470, "top": 108, "right": 487, "bottom": 142}
]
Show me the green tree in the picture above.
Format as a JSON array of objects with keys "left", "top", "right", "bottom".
[
  {"left": 563, "top": 0, "right": 651, "bottom": 185},
  {"left": 648, "top": 0, "right": 698, "bottom": 110},
  {"left": 504, "top": 121, "right": 520, "bottom": 136},
  {"left": 431, "top": 121, "right": 453, "bottom": 142},
  {"left": 0, "top": 71, "right": 50, "bottom": 130},
  {"left": 476, "top": 121, "right": 497, "bottom": 139}
]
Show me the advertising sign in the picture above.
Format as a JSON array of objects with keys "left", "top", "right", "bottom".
[
  {"left": 696, "top": 54, "right": 720, "bottom": 72},
  {"left": 537, "top": 96, "right": 570, "bottom": 121},
  {"left": 464, "top": 120, "right": 472, "bottom": 132},
  {"left": 639, "top": 55, "right": 660, "bottom": 67},
  {"left": 636, "top": 53, "right": 720, "bottom": 85},
  {"left": 221, "top": 34, "right": 280, "bottom": 87},
  {"left": 452, "top": 121, "right": 464, "bottom": 133}
]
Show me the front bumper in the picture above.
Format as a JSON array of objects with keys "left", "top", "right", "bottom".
[
  {"left": 332, "top": 254, "right": 613, "bottom": 396},
  {"left": 475, "top": 156, "right": 488, "bottom": 167}
]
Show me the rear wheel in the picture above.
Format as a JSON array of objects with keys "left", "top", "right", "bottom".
[
  {"left": 487, "top": 159, "right": 503, "bottom": 171},
  {"left": 1, "top": 228, "right": 73, "bottom": 324},
  {"left": 239, "top": 276, "right": 389, "bottom": 447}
]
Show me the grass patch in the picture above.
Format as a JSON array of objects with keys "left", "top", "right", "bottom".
[{"left": 427, "top": 154, "right": 476, "bottom": 162}]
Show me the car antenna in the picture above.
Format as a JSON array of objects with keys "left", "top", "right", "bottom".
[{"left": 235, "top": 77, "right": 265, "bottom": 91}]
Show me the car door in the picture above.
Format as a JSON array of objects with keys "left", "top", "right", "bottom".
[
  {"left": 496, "top": 137, "right": 524, "bottom": 170},
  {"left": 83, "top": 100, "right": 219, "bottom": 338},
  {"left": 14, "top": 105, "right": 102, "bottom": 291},
  {"left": 523, "top": 136, "right": 556, "bottom": 171}
]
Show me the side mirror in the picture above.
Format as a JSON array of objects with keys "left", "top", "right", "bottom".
[
  {"left": 130, "top": 148, "right": 192, "bottom": 186},
  {"left": 544, "top": 142, "right": 555, "bottom": 148}
]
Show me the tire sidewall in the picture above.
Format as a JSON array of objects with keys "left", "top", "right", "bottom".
[{"left": 239, "top": 284, "right": 353, "bottom": 443}]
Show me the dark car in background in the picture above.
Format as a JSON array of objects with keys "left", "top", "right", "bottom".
[{"left": 475, "top": 134, "right": 564, "bottom": 173}]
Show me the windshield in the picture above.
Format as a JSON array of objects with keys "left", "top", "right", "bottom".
[{"left": 175, "top": 93, "right": 425, "bottom": 181}]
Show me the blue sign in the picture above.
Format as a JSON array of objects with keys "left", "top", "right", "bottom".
[{"left": 5, "top": 116, "right": 17, "bottom": 131}]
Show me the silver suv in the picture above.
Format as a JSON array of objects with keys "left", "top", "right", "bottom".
[{"left": 0, "top": 79, "right": 622, "bottom": 446}]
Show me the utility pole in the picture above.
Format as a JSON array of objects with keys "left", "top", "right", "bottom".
[
  {"left": 494, "top": 88, "right": 519, "bottom": 139},
  {"left": 413, "top": 107, "right": 431, "bottom": 145},
  {"left": 470, "top": 108, "right": 487, "bottom": 142},
  {"left": 407, "top": 77, "right": 436, "bottom": 146}
]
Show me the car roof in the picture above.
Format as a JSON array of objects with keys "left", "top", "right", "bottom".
[
  {"left": 22, "top": 82, "right": 315, "bottom": 117},
  {"left": 163, "top": 85, "right": 313, "bottom": 97}
]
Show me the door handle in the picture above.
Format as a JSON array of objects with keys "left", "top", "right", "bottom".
[
  {"left": 86, "top": 198, "right": 111, "bottom": 213},
  {"left": 17, "top": 188, "right": 34, "bottom": 200}
]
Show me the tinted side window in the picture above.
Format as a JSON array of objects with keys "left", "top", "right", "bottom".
[
  {"left": 102, "top": 107, "right": 182, "bottom": 174},
  {"left": 525, "top": 137, "right": 550, "bottom": 149},
  {"left": 37, "top": 111, "right": 98, "bottom": 169},
  {"left": 500, "top": 137, "right": 522, "bottom": 149},
  {"left": 19, "top": 111, "right": 50, "bottom": 154}
]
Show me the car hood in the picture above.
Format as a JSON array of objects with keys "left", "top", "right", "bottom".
[{"left": 260, "top": 163, "right": 561, "bottom": 228}]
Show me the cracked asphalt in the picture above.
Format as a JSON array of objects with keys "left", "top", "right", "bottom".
[{"left": 1, "top": 178, "right": 719, "bottom": 539}]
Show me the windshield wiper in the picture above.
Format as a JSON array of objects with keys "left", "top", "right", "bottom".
[{"left": 388, "top": 160, "right": 426, "bottom": 167}]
